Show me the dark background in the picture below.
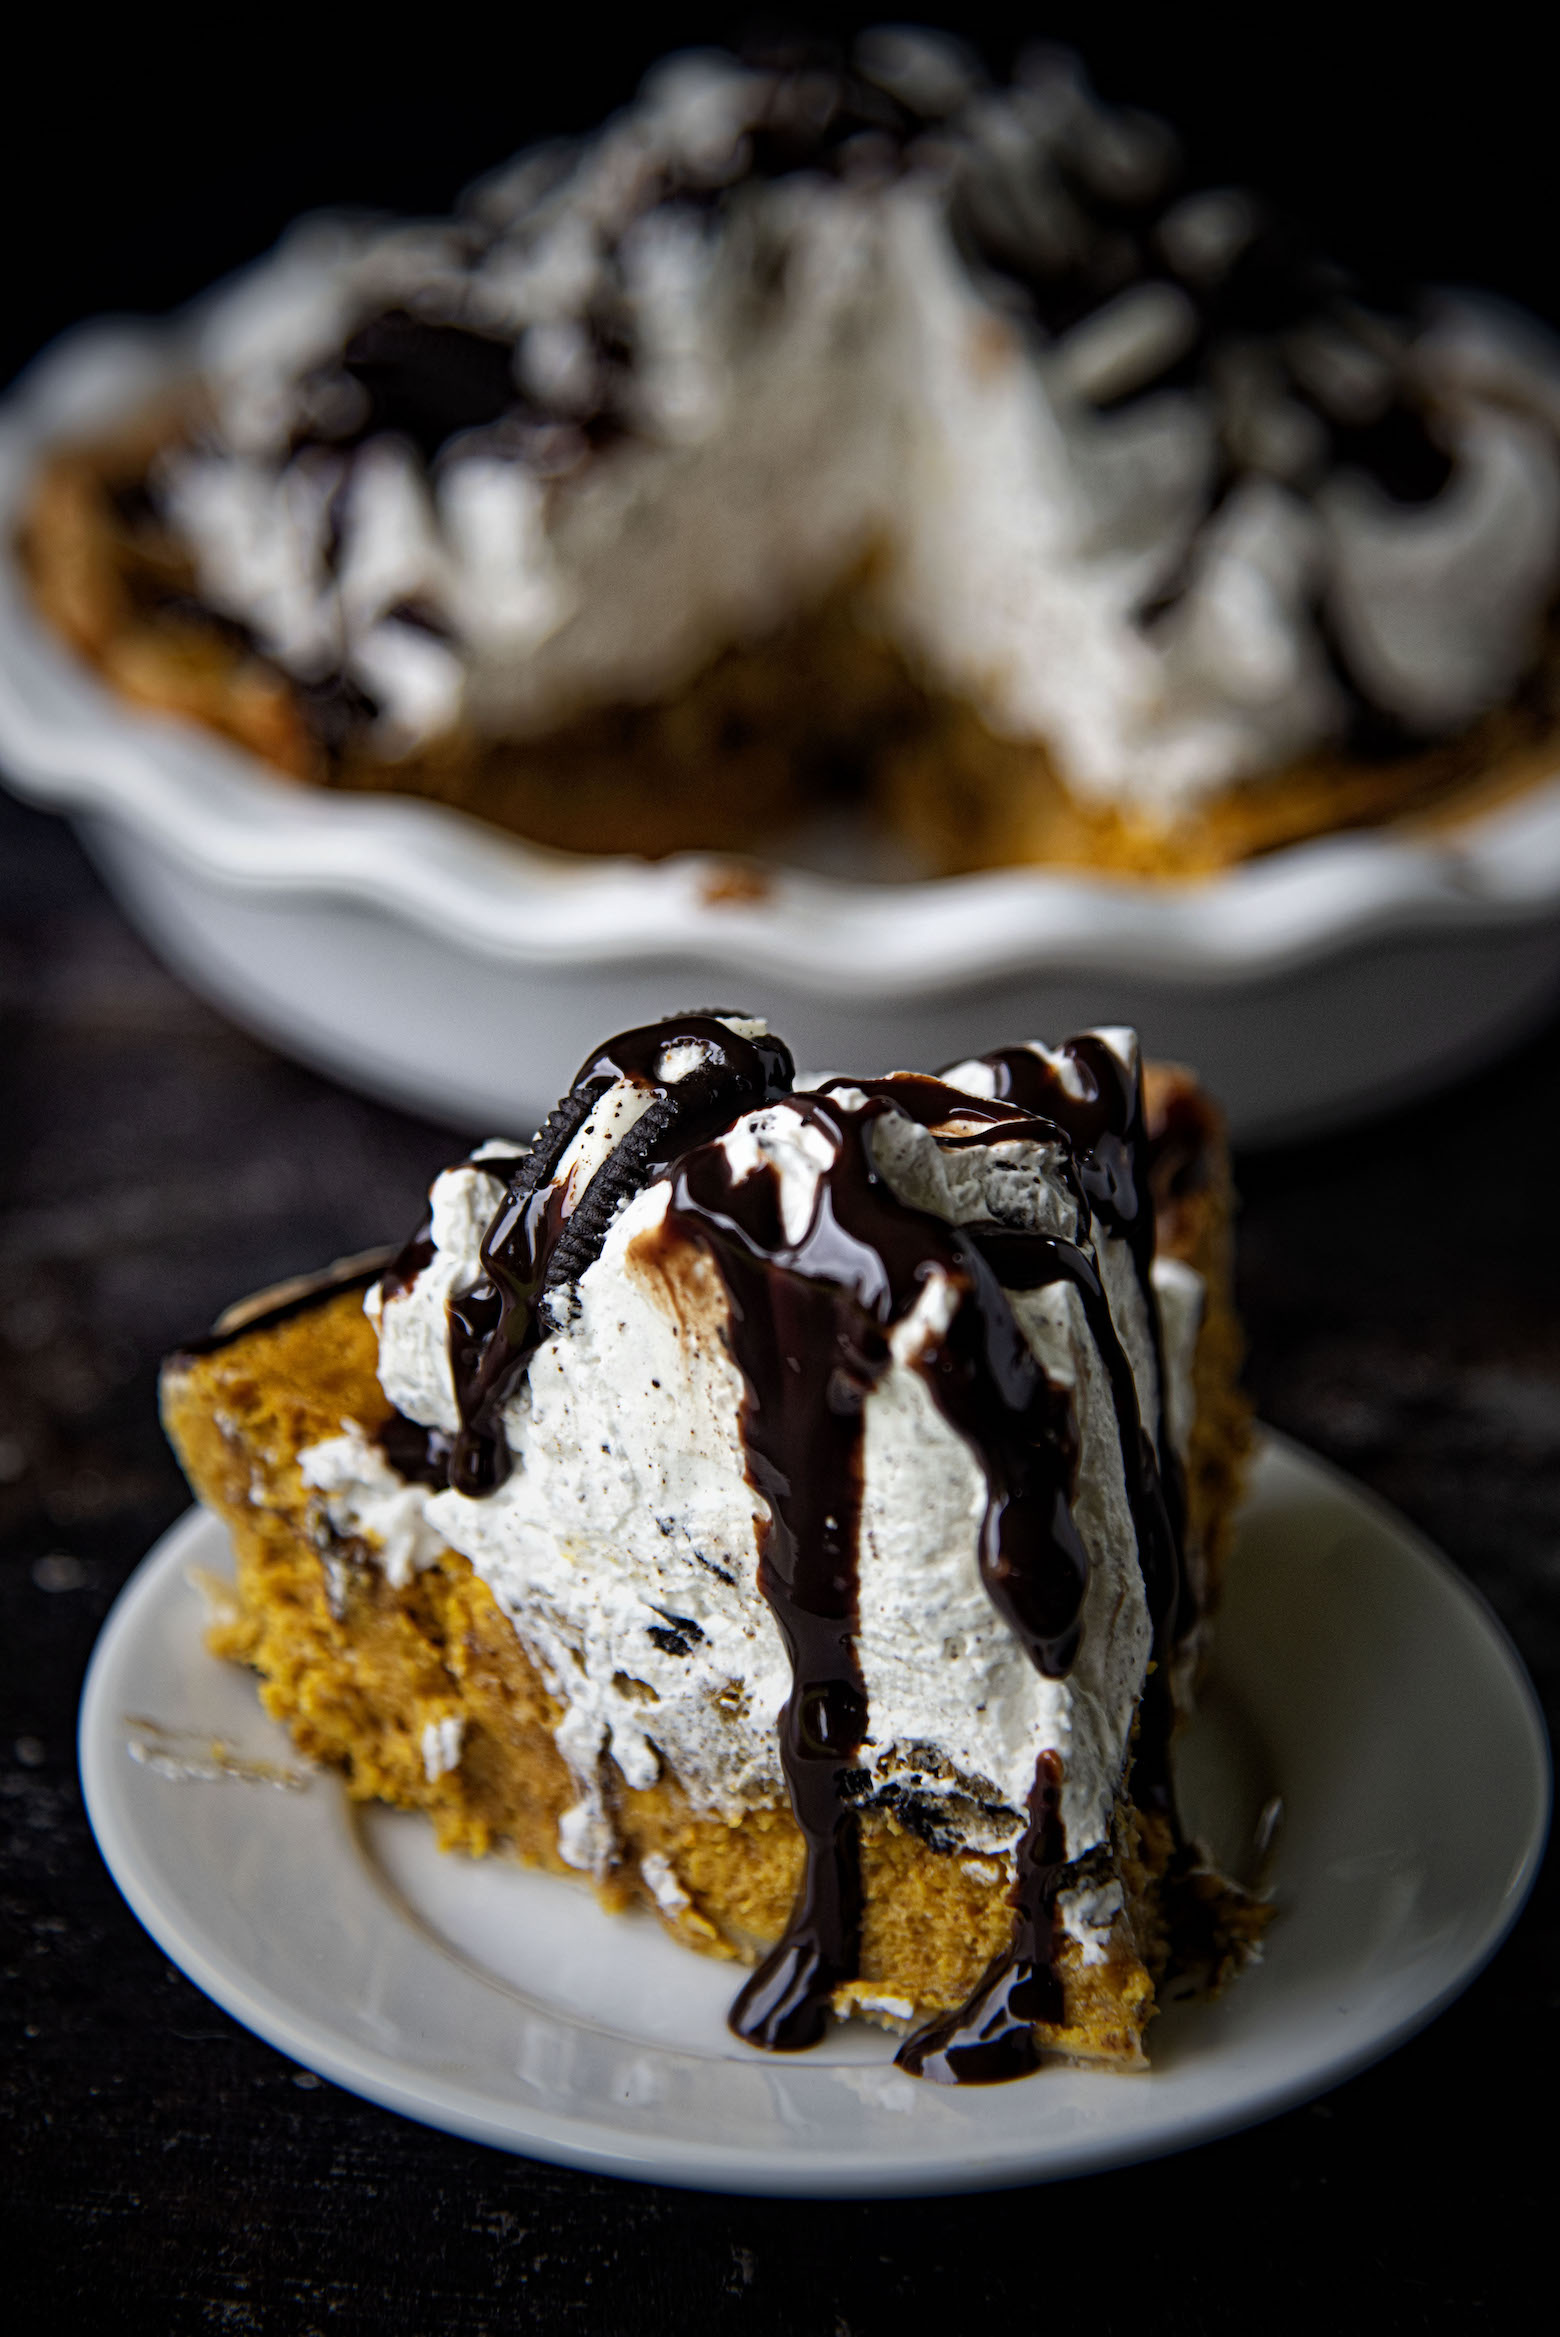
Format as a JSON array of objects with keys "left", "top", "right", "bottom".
[
  {"left": 3, "top": 10, "right": 1558, "bottom": 2331},
  {"left": 6, "top": 3, "right": 1560, "bottom": 394}
]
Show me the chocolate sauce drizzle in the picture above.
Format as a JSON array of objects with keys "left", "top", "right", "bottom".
[
  {"left": 389, "top": 1014, "right": 1190, "bottom": 2083},
  {"left": 373, "top": 1412, "right": 455, "bottom": 1491},
  {"left": 661, "top": 1057, "right": 1182, "bottom": 2079},
  {"left": 896, "top": 1751, "right": 1067, "bottom": 2083},
  {"left": 444, "top": 1016, "right": 794, "bottom": 1497},
  {"left": 963, "top": 1037, "right": 1191, "bottom": 1821},
  {"left": 664, "top": 1133, "right": 875, "bottom": 2050},
  {"left": 334, "top": 311, "right": 520, "bottom": 464},
  {"left": 973, "top": 1038, "right": 1161, "bottom": 1376}
]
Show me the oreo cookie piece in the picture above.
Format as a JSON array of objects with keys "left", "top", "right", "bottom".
[{"left": 445, "top": 1013, "right": 794, "bottom": 1495}]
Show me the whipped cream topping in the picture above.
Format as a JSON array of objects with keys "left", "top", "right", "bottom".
[
  {"left": 375, "top": 1087, "right": 1159, "bottom": 1862},
  {"left": 298, "top": 1421, "right": 446, "bottom": 1589},
  {"left": 149, "top": 31, "right": 1560, "bottom": 818},
  {"left": 421, "top": 1714, "right": 464, "bottom": 1782},
  {"left": 297, "top": 1014, "right": 1205, "bottom": 2058},
  {"left": 161, "top": 90, "right": 897, "bottom": 758}
]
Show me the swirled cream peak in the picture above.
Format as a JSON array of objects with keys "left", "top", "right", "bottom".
[{"left": 155, "top": 30, "right": 1560, "bottom": 814}]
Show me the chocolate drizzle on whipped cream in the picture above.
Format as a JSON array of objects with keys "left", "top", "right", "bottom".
[
  {"left": 445, "top": 1016, "right": 792, "bottom": 1495},
  {"left": 962, "top": 1036, "right": 1192, "bottom": 1823},
  {"left": 667, "top": 1059, "right": 1186, "bottom": 2074},
  {"left": 664, "top": 1109, "right": 879, "bottom": 2050},
  {"left": 663, "top": 1079, "right": 1094, "bottom": 2052},
  {"left": 975, "top": 1040, "right": 1160, "bottom": 1350},
  {"left": 972, "top": 1037, "right": 1183, "bottom": 1544},
  {"left": 377, "top": 1011, "right": 1199, "bottom": 2080}
]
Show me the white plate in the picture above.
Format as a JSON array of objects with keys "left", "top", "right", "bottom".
[
  {"left": 8, "top": 323, "right": 1560, "bottom": 1140},
  {"left": 78, "top": 1431, "right": 1549, "bottom": 2195}
]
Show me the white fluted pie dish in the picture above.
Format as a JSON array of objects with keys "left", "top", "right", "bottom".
[{"left": 6, "top": 318, "right": 1560, "bottom": 1141}]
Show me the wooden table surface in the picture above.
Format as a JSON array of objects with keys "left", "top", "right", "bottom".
[{"left": 2, "top": 785, "right": 1554, "bottom": 2332}]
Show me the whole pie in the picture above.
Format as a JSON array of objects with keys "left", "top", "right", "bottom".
[{"left": 29, "top": 30, "right": 1559, "bottom": 875}]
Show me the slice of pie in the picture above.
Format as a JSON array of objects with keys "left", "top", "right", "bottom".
[{"left": 161, "top": 1011, "right": 1258, "bottom": 2079}]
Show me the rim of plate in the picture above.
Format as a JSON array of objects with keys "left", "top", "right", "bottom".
[
  {"left": 76, "top": 1432, "right": 1551, "bottom": 2196},
  {"left": 6, "top": 315, "right": 1560, "bottom": 1001}
]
